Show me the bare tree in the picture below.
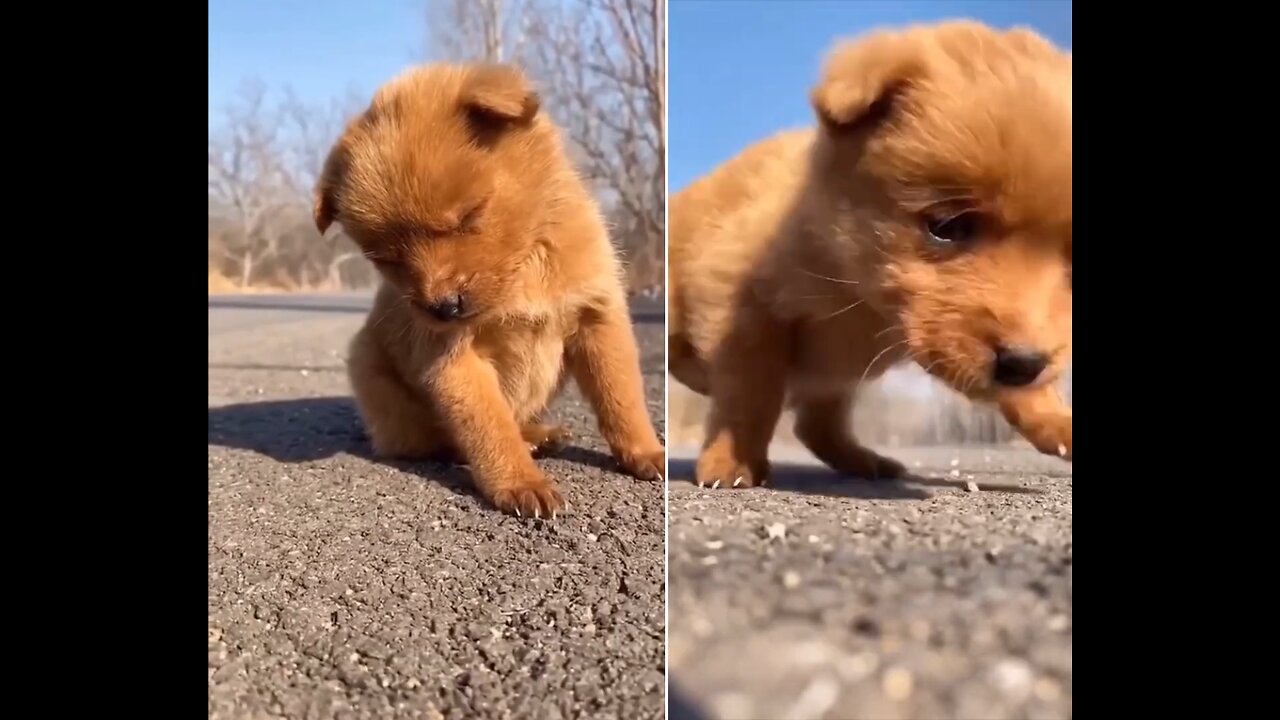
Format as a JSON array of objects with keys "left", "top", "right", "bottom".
[
  {"left": 427, "top": 0, "right": 529, "bottom": 63},
  {"left": 523, "top": 0, "right": 665, "bottom": 288},
  {"left": 208, "top": 83, "right": 377, "bottom": 291}
]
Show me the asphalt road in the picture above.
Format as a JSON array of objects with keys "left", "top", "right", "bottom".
[
  {"left": 668, "top": 444, "right": 1072, "bottom": 720},
  {"left": 208, "top": 293, "right": 666, "bottom": 720}
]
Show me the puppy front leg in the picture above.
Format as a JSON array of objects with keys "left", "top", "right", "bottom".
[
  {"left": 431, "top": 348, "right": 566, "bottom": 517},
  {"left": 998, "top": 384, "right": 1072, "bottom": 460},
  {"left": 696, "top": 300, "right": 789, "bottom": 489},
  {"left": 568, "top": 304, "right": 665, "bottom": 481}
]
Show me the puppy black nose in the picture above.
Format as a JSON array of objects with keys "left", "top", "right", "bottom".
[
  {"left": 992, "top": 345, "right": 1050, "bottom": 387},
  {"left": 423, "top": 295, "right": 466, "bottom": 322}
]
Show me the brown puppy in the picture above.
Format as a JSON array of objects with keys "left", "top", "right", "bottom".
[
  {"left": 669, "top": 21, "right": 1071, "bottom": 488},
  {"left": 315, "top": 63, "right": 665, "bottom": 516}
]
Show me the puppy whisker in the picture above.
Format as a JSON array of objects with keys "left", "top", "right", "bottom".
[
  {"left": 817, "top": 298, "right": 866, "bottom": 321},
  {"left": 801, "top": 269, "right": 860, "bottom": 285},
  {"left": 857, "top": 339, "right": 910, "bottom": 388}
]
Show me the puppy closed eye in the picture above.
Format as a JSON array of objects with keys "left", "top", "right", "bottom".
[{"left": 457, "top": 203, "right": 485, "bottom": 234}]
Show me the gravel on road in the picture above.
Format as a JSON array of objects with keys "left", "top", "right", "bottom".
[
  {"left": 667, "top": 445, "right": 1072, "bottom": 720},
  {"left": 208, "top": 295, "right": 666, "bottom": 720}
]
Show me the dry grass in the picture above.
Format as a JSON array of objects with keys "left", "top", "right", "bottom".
[{"left": 206, "top": 270, "right": 362, "bottom": 295}]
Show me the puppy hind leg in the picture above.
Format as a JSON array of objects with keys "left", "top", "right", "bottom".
[
  {"left": 794, "top": 391, "right": 906, "bottom": 480},
  {"left": 348, "top": 356, "right": 459, "bottom": 463},
  {"left": 520, "top": 421, "right": 571, "bottom": 458}
]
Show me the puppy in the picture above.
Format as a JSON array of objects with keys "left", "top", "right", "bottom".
[
  {"left": 668, "top": 21, "right": 1071, "bottom": 487},
  {"left": 315, "top": 63, "right": 665, "bottom": 516}
]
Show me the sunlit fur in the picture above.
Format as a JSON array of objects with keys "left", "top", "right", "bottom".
[
  {"left": 669, "top": 21, "right": 1072, "bottom": 488},
  {"left": 316, "top": 63, "right": 665, "bottom": 517}
]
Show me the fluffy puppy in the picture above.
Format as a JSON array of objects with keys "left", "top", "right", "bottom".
[
  {"left": 668, "top": 21, "right": 1072, "bottom": 488},
  {"left": 315, "top": 63, "right": 665, "bottom": 516}
]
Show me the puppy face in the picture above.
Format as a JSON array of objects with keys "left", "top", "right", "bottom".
[
  {"left": 314, "top": 64, "right": 552, "bottom": 328},
  {"left": 811, "top": 22, "right": 1071, "bottom": 399}
]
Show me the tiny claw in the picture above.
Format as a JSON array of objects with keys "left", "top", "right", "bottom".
[
  {"left": 1057, "top": 444, "right": 1067, "bottom": 457},
  {"left": 534, "top": 507, "right": 541, "bottom": 519},
  {"left": 711, "top": 479, "right": 721, "bottom": 489},
  {"left": 515, "top": 508, "right": 521, "bottom": 517},
  {"left": 697, "top": 479, "right": 705, "bottom": 488},
  {"left": 733, "top": 476, "right": 743, "bottom": 488},
  {"left": 551, "top": 510, "right": 558, "bottom": 521},
  {"left": 656, "top": 473, "right": 664, "bottom": 482}
]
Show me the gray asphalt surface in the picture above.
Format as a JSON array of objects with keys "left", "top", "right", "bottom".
[
  {"left": 668, "top": 444, "right": 1072, "bottom": 720},
  {"left": 208, "top": 293, "right": 666, "bottom": 719}
]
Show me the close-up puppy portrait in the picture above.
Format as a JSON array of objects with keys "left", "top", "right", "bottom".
[
  {"left": 669, "top": 20, "right": 1072, "bottom": 488},
  {"left": 314, "top": 63, "right": 665, "bottom": 517}
]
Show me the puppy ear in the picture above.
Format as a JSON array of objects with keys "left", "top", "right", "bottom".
[
  {"left": 461, "top": 64, "right": 540, "bottom": 126},
  {"left": 313, "top": 133, "right": 350, "bottom": 235},
  {"left": 810, "top": 31, "right": 925, "bottom": 132}
]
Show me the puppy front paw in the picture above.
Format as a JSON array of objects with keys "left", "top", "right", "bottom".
[
  {"left": 616, "top": 445, "right": 666, "bottom": 482},
  {"left": 489, "top": 471, "right": 566, "bottom": 519},
  {"left": 1022, "top": 416, "right": 1072, "bottom": 461},
  {"left": 695, "top": 446, "right": 769, "bottom": 489}
]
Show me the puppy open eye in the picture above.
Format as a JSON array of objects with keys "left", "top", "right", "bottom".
[{"left": 924, "top": 212, "right": 982, "bottom": 245}]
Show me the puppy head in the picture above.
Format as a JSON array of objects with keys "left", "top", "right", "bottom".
[
  {"left": 314, "top": 63, "right": 553, "bottom": 328},
  {"left": 809, "top": 21, "right": 1071, "bottom": 400}
]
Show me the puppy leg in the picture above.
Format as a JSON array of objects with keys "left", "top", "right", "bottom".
[
  {"left": 568, "top": 303, "right": 665, "bottom": 481},
  {"left": 696, "top": 302, "right": 789, "bottom": 489},
  {"left": 431, "top": 348, "right": 565, "bottom": 517},
  {"left": 521, "top": 422, "right": 571, "bottom": 458},
  {"left": 794, "top": 392, "right": 906, "bottom": 480},
  {"left": 998, "top": 385, "right": 1072, "bottom": 460},
  {"left": 348, "top": 347, "right": 458, "bottom": 463}
]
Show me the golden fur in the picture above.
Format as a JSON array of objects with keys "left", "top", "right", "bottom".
[
  {"left": 315, "top": 63, "right": 664, "bottom": 516},
  {"left": 669, "top": 21, "right": 1072, "bottom": 487}
]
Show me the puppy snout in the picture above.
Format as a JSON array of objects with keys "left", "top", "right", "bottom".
[
  {"left": 421, "top": 294, "right": 467, "bottom": 322},
  {"left": 992, "top": 344, "right": 1049, "bottom": 387}
]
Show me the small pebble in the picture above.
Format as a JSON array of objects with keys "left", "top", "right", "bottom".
[
  {"left": 1047, "top": 614, "right": 1069, "bottom": 632},
  {"left": 808, "top": 534, "right": 820, "bottom": 544},
  {"left": 765, "top": 522, "right": 787, "bottom": 541},
  {"left": 782, "top": 571, "right": 801, "bottom": 589},
  {"left": 701, "top": 556, "right": 718, "bottom": 566},
  {"left": 704, "top": 540, "right": 725, "bottom": 550},
  {"left": 990, "top": 658, "right": 1034, "bottom": 701},
  {"left": 882, "top": 667, "right": 914, "bottom": 700},
  {"left": 1034, "top": 677, "right": 1062, "bottom": 701},
  {"left": 965, "top": 481, "right": 980, "bottom": 493},
  {"left": 300, "top": 369, "right": 310, "bottom": 376},
  {"left": 950, "top": 469, "right": 961, "bottom": 478},
  {"left": 950, "top": 458, "right": 960, "bottom": 467}
]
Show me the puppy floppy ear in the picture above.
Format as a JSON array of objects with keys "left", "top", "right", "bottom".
[
  {"left": 313, "top": 133, "right": 350, "bottom": 235},
  {"left": 461, "top": 64, "right": 540, "bottom": 126},
  {"left": 810, "top": 30, "right": 925, "bottom": 132}
]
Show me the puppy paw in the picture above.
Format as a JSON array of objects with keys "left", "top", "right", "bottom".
[
  {"left": 522, "top": 423, "right": 571, "bottom": 458},
  {"left": 825, "top": 445, "right": 907, "bottom": 481},
  {"left": 489, "top": 472, "right": 566, "bottom": 519},
  {"left": 616, "top": 445, "right": 666, "bottom": 482},
  {"left": 1022, "top": 416, "right": 1072, "bottom": 461},
  {"left": 695, "top": 447, "right": 769, "bottom": 489}
]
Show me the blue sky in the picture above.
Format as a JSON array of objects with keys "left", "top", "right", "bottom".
[
  {"left": 669, "top": 0, "right": 1072, "bottom": 191},
  {"left": 208, "top": 0, "right": 426, "bottom": 126}
]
